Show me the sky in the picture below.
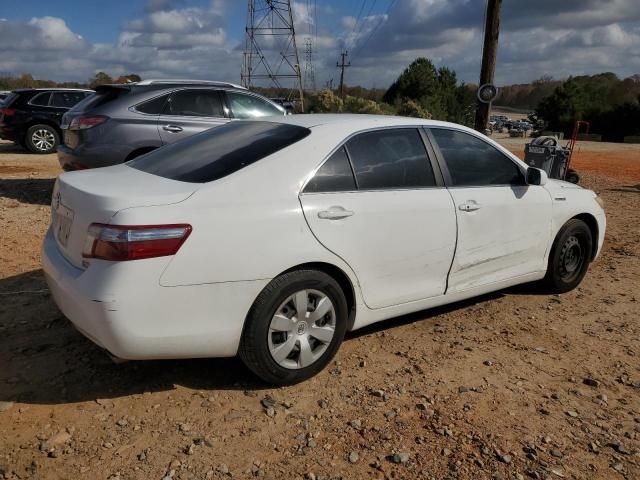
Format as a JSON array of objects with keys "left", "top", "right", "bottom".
[{"left": 0, "top": 0, "right": 639, "bottom": 89}]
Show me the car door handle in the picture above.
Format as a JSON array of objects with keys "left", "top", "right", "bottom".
[
  {"left": 162, "top": 125, "right": 183, "bottom": 133},
  {"left": 318, "top": 206, "right": 354, "bottom": 220},
  {"left": 458, "top": 201, "right": 481, "bottom": 212}
]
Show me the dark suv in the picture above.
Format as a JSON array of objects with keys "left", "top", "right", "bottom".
[
  {"left": 0, "top": 88, "right": 93, "bottom": 153},
  {"left": 57, "top": 80, "right": 286, "bottom": 170}
]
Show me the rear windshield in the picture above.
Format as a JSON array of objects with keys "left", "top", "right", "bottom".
[
  {"left": 128, "top": 121, "right": 311, "bottom": 183},
  {"left": 69, "top": 87, "right": 124, "bottom": 112},
  {"left": 2, "top": 92, "right": 17, "bottom": 106}
]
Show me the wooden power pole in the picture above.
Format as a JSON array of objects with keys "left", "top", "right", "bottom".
[
  {"left": 337, "top": 51, "right": 351, "bottom": 98},
  {"left": 474, "top": 0, "right": 502, "bottom": 132}
]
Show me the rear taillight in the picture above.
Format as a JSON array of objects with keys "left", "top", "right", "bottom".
[
  {"left": 69, "top": 115, "right": 108, "bottom": 130},
  {"left": 82, "top": 224, "right": 192, "bottom": 261},
  {"left": 0, "top": 108, "right": 16, "bottom": 117}
]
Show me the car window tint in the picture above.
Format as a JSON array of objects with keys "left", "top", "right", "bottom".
[
  {"left": 345, "top": 128, "right": 436, "bottom": 190},
  {"left": 227, "top": 92, "right": 283, "bottom": 119},
  {"left": 136, "top": 94, "right": 169, "bottom": 114},
  {"left": 51, "top": 92, "right": 87, "bottom": 108},
  {"left": 29, "top": 92, "right": 51, "bottom": 106},
  {"left": 128, "top": 121, "right": 310, "bottom": 183},
  {"left": 304, "top": 147, "right": 356, "bottom": 193},
  {"left": 430, "top": 128, "right": 525, "bottom": 186},
  {"left": 166, "top": 90, "right": 225, "bottom": 117}
]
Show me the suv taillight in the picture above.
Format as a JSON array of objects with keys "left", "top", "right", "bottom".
[
  {"left": 0, "top": 108, "right": 16, "bottom": 117},
  {"left": 69, "top": 115, "right": 108, "bottom": 130},
  {"left": 82, "top": 224, "right": 192, "bottom": 261}
]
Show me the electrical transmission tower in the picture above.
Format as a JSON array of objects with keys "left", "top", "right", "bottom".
[
  {"left": 241, "top": 0, "right": 304, "bottom": 111},
  {"left": 303, "top": 38, "right": 316, "bottom": 91}
]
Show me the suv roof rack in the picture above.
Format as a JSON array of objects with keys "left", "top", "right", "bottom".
[{"left": 136, "top": 79, "right": 247, "bottom": 90}]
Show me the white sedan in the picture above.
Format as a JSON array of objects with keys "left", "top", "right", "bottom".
[{"left": 42, "top": 115, "right": 606, "bottom": 384}]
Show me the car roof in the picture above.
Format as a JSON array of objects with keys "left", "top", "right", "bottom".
[
  {"left": 264, "top": 113, "right": 476, "bottom": 133},
  {"left": 13, "top": 88, "right": 94, "bottom": 93}
]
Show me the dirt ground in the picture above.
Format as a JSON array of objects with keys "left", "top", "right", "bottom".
[{"left": 0, "top": 137, "right": 639, "bottom": 480}]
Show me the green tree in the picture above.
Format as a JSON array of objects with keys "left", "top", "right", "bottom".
[{"left": 89, "top": 71, "right": 113, "bottom": 88}]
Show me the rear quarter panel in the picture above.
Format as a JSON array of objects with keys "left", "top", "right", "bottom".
[{"left": 110, "top": 128, "right": 363, "bottom": 294}]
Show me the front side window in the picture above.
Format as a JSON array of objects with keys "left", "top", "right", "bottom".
[
  {"left": 29, "top": 92, "right": 51, "bottom": 106},
  {"left": 51, "top": 92, "right": 87, "bottom": 108},
  {"left": 226, "top": 92, "right": 283, "bottom": 119},
  {"left": 165, "top": 89, "right": 225, "bottom": 117},
  {"left": 430, "top": 128, "right": 525, "bottom": 186},
  {"left": 345, "top": 128, "right": 436, "bottom": 190},
  {"left": 303, "top": 147, "right": 356, "bottom": 193},
  {"left": 128, "top": 121, "right": 310, "bottom": 183}
]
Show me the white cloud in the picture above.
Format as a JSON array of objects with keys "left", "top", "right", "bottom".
[{"left": 0, "top": 0, "right": 638, "bottom": 88}]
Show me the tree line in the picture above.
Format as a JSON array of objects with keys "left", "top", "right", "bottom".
[{"left": 3, "top": 65, "right": 638, "bottom": 141}]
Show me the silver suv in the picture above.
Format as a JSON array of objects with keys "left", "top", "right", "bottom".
[{"left": 57, "top": 80, "right": 286, "bottom": 170}]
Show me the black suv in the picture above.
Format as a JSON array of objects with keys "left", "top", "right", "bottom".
[{"left": 0, "top": 88, "right": 93, "bottom": 154}]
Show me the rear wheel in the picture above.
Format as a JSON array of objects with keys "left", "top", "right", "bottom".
[
  {"left": 25, "top": 124, "right": 59, "bottom": 154},
  {"left": 239, "top": 270, "right": 348, "bottom": 385},
  {"left": 543, "top": 219, "right": 593, "bottom": 293}
]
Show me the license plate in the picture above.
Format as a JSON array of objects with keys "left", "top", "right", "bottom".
[
  {"left": 528, "top": 146, "right": 545, "bottom": 154},
  {"left": 53, "top": 204, "right": 74, "bottom": 247}
]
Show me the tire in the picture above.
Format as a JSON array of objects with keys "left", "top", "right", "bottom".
[
  {"left": 239, "top": 269, "right": 348, "bottom": 385},
  {"left": 25, "top": 124, "right": 59, "bottom": 154},
  {"left": 543, "top": 219, "right": 593, "bottom": 293}
]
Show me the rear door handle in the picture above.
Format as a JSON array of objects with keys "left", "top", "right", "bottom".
[
  {"left": 162, "top": 125, "right": 183, "bottom": 133},
  {"left": 318, "top": 206, "right": 354, "bottom": 220},
  {"left": 458, "top": 201, "right": 481, "bottom": 212}
]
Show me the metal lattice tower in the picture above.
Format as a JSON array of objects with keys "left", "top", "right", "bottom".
[
  {"left": 241, "top": 0, "right": 304, "bottom": 111},
  {"left": 303, "top": 38, "right": 316, "bottom": 91}
]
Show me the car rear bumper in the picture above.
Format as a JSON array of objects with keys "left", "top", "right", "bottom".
[
  {"left": 57, "top": 143, "right": 130, "bottom": 171},
  {"left": 42, "top": 228, "right": 269, "bottom": 360}
]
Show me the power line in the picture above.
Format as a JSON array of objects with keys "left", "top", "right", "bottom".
[{"left": 351, "top": 0, "right": 397, "bottom": 60}]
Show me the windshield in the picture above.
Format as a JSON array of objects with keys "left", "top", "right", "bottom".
[{"left": 128, "top": 121, "right": 310, "bottom": 183}]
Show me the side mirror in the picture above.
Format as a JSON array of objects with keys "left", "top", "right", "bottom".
[{"left": 526, "top": 167, "right": 548, "bottom": 186}]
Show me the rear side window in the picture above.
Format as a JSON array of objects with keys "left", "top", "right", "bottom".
[
  {"left": 345, "top": 128, "right": 436, "bottom": 190},
  {"left": 165, "top": 90, "right": 225, "bottom": 117},
  {"left": 304, "top": 147, "right": 356, "bottom": 193},
  {"left": 128, "top": 121, "right": 311, "bottom": 183},
  {"left": 29, "top": 92, "right": 51, "bottom": 106},
  {"left": 430, "top": 128, "right": 525, "bottom": 186},
  {"left": 135, "top": 94, "right": 169, "bottom": 114},
  {"left": 227, "top": 92, "right": 283, "bottom": 119},
  {"left": 51, "top": 91, "right": 87, "bottom": 108}
]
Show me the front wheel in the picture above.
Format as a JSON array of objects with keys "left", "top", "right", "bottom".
[
  {"left": 543, "top": 219, "right": 593, "bottom": 293},
  {"left": 25, "top": 124, "right": 59, "bottom": 154},
  {"left": 239, "top": 270, "right": 348, "bottom": 385}
]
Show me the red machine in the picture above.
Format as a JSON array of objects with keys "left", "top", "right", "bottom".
[{"left": 565, "top": 120, "right": 590, "bottom": 184}]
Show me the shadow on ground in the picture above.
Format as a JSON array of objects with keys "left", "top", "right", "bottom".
[
  {"left": 0, "top": 178, "right": 55, "bottom": 205},
  {"left": 1, "top": 269, "right": 546, "bottom": 405},
  {"left": 608, "top": 184, "right": 640, "bottom": 193}
]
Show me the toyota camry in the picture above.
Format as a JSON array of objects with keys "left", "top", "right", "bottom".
[{"left": 42, "top": 114, "right": 606, "bottom": 384}]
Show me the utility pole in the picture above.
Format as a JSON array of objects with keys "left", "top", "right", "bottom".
[
  {"left": 336, "top": 50, "right": 350, "bottom": 98},
  {"left": 474, "top": 0, "right": 502, "bottom": 132}
]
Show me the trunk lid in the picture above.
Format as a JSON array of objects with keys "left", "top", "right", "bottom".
[
  {"left": 61, "top": 85, "right": 129, "bottom": 148},
  {"left": 51, "top": 165, "right": 198, "bottom": 268}
]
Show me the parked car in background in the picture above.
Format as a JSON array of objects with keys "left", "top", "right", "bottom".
[
  {"left": 0, "top": 88, "right": 93, "bottom": 153},
  {"left": 57, "top": 79, "right": 286, "bottom": 171},
  {"left": 43, "top": 114, "right": 606, "bottom": 385}
]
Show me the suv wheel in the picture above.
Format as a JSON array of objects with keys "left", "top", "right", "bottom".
[
  {"left": 239, "top": 270, "right": 348, "bottom": 385},
  {"left": 25, "top": 125, "right": 59, "bottom": 154}
]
